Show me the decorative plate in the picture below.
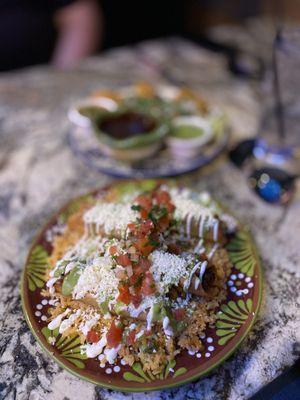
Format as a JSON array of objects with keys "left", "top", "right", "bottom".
[{"left": 21, "top": 181, "right": 263, "bottom": 392}]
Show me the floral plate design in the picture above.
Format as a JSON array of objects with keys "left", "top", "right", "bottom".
[{"left": 21, "top": 181, "right": 263, "bottom": 392}]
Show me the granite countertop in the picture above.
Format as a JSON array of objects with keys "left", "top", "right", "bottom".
[{"left": 0, "top": 38, "right": 299, "bottom": 400}]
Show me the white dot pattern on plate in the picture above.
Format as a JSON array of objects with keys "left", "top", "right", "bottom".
[
  {"left": 41, "top": 299, "right": 48, "bottom": 305},
  {"left": 196, "top": 353, "right": 201, "bottom": 358},
  {"left": 121, "top": 359, "right": 127, "bottom": 365},
  {"left": 105, "top": 368, "right": 112, "bottom": 374},
  {"left": 205, "top": 352, "right": 211, "bottom": 358},
  {"left": 207, "top": 337, "right": 213, "bottom": 343},
  {"left": 113, "top": 366, "right": 121, "bottom": 373},
  {"left": 208, "top": 346, "right": 214, "bottom": 351},
  {"left": 41, "top": 315, "right": 47, "bottom": 321},
  {"left": 228, "top": 272, "right": 254, "bottom": 297},
  {"left": 36, "top": 304, "right": 42, "bottom": 310},
  {"left": 35, "top": 311, "right": 41, "bottom": 317}
]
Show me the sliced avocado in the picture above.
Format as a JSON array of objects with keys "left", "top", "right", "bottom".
[
  {"left": 151, "top": 302, "right": 162, "bottom": 323},
  {"left": 160, "top": 305, "right": 173, "bottom": 321},
  {"left": 99, "top": 295, "right": 115, "bottom": 314},
  {"left": 99, "top": 299, "right": 110, "bottom": 314},
  {"left": 53, "top": 260, "right": 69, "bottom": 278},
  {"left": 61, "top": 265, "right": 81, "bottom": 296},
  {"left": 161, "top": 306, "right": 186, "bottom": 334},
  {"left": 151, "top": 303, "right": 186, "bottom": 335},
  {"left": 114, "top": 300, "right": 126, "bottom": 315}
]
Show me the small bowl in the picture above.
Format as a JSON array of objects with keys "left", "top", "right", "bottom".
[
  {"left": 68, "top": 97, "right": 118, "bottom": 128},
  {"left": 92, "top": 109, "right": 169, "bottom": 162},
  {"left": 167, "top": 115, "right": 214, "bottom": 158}
]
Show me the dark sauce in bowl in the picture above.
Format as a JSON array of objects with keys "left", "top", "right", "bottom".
[{"left": 98, "top": 112, "right": 157, "bottom": 140}]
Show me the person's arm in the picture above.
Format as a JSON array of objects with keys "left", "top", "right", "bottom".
[{"left": 52, "top": 0, "right": 103, "bottom": 69}]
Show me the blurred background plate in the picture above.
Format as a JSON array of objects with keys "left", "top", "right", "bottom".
[{"left": 67, "top": 123, "right": 229, "bottom": 179}]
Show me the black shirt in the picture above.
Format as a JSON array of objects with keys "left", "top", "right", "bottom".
[{"left": 0, "top": 0, "right": 75, "bottom": 71}]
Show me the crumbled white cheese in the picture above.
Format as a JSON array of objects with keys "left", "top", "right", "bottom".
[
  {"left": 79, "top": 312, "right": 100, "bottom": 336},
  {"left": 72, "top": 256, "right": 118, "bottom": 303},
  {"left": 49, "top": 236, "right": 110, "bottom": 280},
  {"left": 70, "top": 236, "right": 109, "bottom": 259},
  {"left": 150, "top": 250, "right": 190, "bottom": 293},
  {"left": 83, "top": 202, "right": 137, "bottom": 235},
  {"left": 170, "top": 187, "right": 215, "bottom": 223}
]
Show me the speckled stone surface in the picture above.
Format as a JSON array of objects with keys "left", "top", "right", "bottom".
[{"left": 0, "top": 39, "right": 299, "bottom": 400}]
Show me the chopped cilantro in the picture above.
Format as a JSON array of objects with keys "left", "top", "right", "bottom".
[
  {"left": 148, "top": 237, "right": 160, "bottom": 247},
  {"left": 133, "top": 274, "right": 144, "bottom": 288},
  {"left": 149, "top": 205, "right": 167, "bottom": 223},
  {"left": 131, "top": 204, "right": 142, "bottom": 211}
]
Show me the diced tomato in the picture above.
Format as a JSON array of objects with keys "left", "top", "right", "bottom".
[
  {"left": 126, "top": 329, "right": 136, "bottom": 345},
  {"left": 106, "top": 321, "right": 123, "bottom": 348},
  {"left": 173, "top": 308, "right": 185, "bottom": 321},
  {"left": 136, "top": 238, "right": 154, "bottom": 256},
  {"left": 117, "top": 284, "right": 131, "bottom": 305},
  {"left": 140, "top": 272, "right": 156, "bottom": 296},
  {"left": 166, "top": 201, "right": 175, "bottom": 213},
  {"left": 109, "top": 245, "right": 118, "bottom": 255},
  {"left": 154, "top": 190, "right": 171, "bottom": 204},
  {"left": 130, "top": 292, "right": 142, "bottom": 308},
  {"left": 86, "top": 330, "right": 100, "bottom": 343},
  {"left": 138, "top": 258, "right": 151, "bottom": 271},
  {"left": 131, "top": 264, "right": 144, "bottom": 275},
  {"left": 157, "top": 215, "right": 170, "bottom": 231},
  {"left": 115, "top": 268, "right": 127, "bottom": 280},
  {"left": 129, "top": 269, "right": 143, "bottom": 286},
  {"left": 127, "top": 222, "right": 136, "bottom": 231},
  {"left": 133, "top": 221, "right": 153, "bottom": 238},
  {"left": 116, "top": 254, "right": 131, "bottom": 267},
  {"left": 140, "top": 208, "right": 149, "bottom": 219},
  {"left": 139, "top": 220, "right": 154, "bottom": 235},
  {"left": 135, "top": 195, "right": 152, "bottom": 211}
]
